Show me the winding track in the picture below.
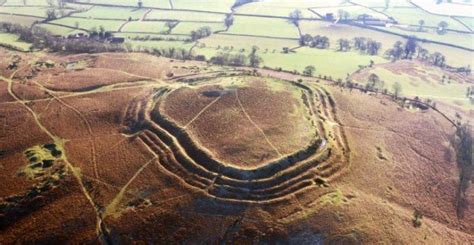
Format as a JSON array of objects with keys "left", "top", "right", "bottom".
[{"left": 0, "top": 71, "right": 111, "bottom": 243}]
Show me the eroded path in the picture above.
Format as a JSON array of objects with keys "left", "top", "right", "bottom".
[{"left": 0, "top": 71, "right": 110, "bottom": 243}]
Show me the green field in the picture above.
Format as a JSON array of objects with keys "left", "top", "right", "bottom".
[
  {"left": 145, "top": 10, "right": 225, "bottom": 22},
  {"left": 49, "top": 17, "right": 126, "bottom": 32},
  {"left": 311, "top": 4, "right": 389, "bottom": 21},
  {"left": 0, "top": 13, "right": 42, "bottom": 26},
  {"left": 171, "top": 22, "right": 226, "bottom": 35},
  {"left": 351, "top": 0, "right": 413, "bottom": 8},
  {"left": 2, "top": 0, "right": 49, "bottom": 6},
  {"left": 357, "top": 65, "right": 473, "bottom": 110},
  {"left": 0, "top": 0, "right": 471, "bottom": 88},
  {"left": 260, "top": 47, "right": 387, "bottom": 79},
  {"left": 375, "top": 7, "right": 470, "bottom": 32},
  {"left": 199, "top": 34, "right": 297, "bottom": 50},
  {"left": 72, "top": 6, "right": 148, "bottom": 20},
  {"left": 0, "top": 6, "right": 50, "bottom": 18},
  {"left": 225, "top": 16, "right": 299, "bottom": 39},
  {"left": 234, "top": 0, "right": 319, "bottom": 18},
  {"left": 0, "top": 32, "right": 31, "bottom": 51},
  {"left": 36, "top": 23, "right": 78, "bottom": 35},
  {"left": 126, "top": 39, "right": 194, "bottom": 51},
  {"left": 299, "top": 20, "right": 404, "bottom": 52},
  {"left": 74, "top": 0, "right": 171, "bottom": 8},
  {"left": 121, "top": 21, "right": 168, "bottom": 33},
  {"left": 455, "top": 16, "right": 474, "bottom": 31},
  {"left": 377, "top": 26, "right": 474, "bottom": 50},
  {"left": 171, "top": 0, "right": 234, "bottom": 12}
]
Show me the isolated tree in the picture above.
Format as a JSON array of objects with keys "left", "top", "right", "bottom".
[
  {"left": 437, "top": 21, "right": 449, "bottom": 34},
  {"left": 384, "top": 0, "right": 390, "bottom": 9},
  {"left": 224, "top": 13, "right": 234, "bottom": 29},
  {"left": 404, "top": 36, "right": 418, "bottom": 59},
  {"left": 392, "top": 81, "right": 402, "bottom": 98},
  {"left": 137, "top": 0, "right": 143, "bottom": 8},
  {"left": 45, "top": 9, "right": 56, "bottom": 20},
  {"left": 248, "top": 46, "right": 262, "bottom": 67},
  {"left": 303, "top": 65, "right": 316, "bottom": 76},
  {"left": 366, "top": 73, "right": 383, "bottom": 91},
  {"left": 288, "top": 9, "right": 303, "bottom": 27},
  {"left": 430, "top": 52, "right": 446, "bottom": 67},
  {"left": 416, "top": 46, "right": 429, "bottom": 61},
  {"left": 418, "top": 19, "right": 425, "bottom": 32},
  {"left": 165, "top": 20, "right": 178, "bottom": 34}
]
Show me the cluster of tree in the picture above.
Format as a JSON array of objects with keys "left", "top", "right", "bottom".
[
  {"left": 385, "top": 37, "right": 418, "bottom": 60},
  {"left": 385, "top": 37, "right": 449, "bottom": 68},
  {"left": 353, "top": 37, "right": 382, "bottom": 55},
  {"left": 0, "top": 23, "right": 126, "bottom": 53},
  {"left": 334, "top": 37, "right": 382, "bottom": 55},
  {"left": 453, "top": 121, "right": 473, "bottom": 219},
  {"left": 299, "top": 34, "right": 330, "bottom": 49},
  {"left": 143, "top": 47, "right": 195, "bottom": 60},
  {"left": 190, "top": 26, "right": 212, "bottom": 41},
  {"left": 413, "top": 45, "right": 449, "bottom": 69},
  {"left": 210, "top": 46, "right": 262, "bottom": 67}
]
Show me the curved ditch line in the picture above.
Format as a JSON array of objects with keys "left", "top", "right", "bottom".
[
  {"left": 154, "top": 91, "right": 332, "bottom": 171},
  {"left": 119, "top": 78, "right": 349, "bottom": 202},
  {"left": 144, "top": 123, "right": 330, "bottom": 190},
  {"left": 150, "top": 107, "right": 325, "bottom": 180},
  {"left": 183, "top": 94, "right": 222, "bottom": 129},
  {"left": 235, "top": 90, "right": 282, "bottom": 157},
  {"left": 150, "top": 83, "right": 332, "bottom": 179},
  {"left": 140, "top": 130, "right": 324, "bottom": 203}
]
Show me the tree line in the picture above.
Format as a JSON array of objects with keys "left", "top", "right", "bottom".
[{"left": 209, "top": 46, "right": 262, "bottom": 67}]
